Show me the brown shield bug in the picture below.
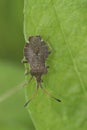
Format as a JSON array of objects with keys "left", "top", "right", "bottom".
[{"left": 22, "top": 36, "right": 61, "bottom": 107}]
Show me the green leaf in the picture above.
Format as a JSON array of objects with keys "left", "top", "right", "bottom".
[{"left": 24, "top": 0, "right": 87, "bottom": 130}]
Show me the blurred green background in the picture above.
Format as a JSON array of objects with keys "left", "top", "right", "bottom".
[{"left": 0, "top": 0, "right": 35, "bottom": 130}]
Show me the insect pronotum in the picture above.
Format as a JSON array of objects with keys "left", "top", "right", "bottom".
[{"left": 22, "top": 36, "right": 61, "bottom": 107}]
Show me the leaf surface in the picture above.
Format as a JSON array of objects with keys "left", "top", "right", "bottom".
[{"left": 24, "top": 0, "right": 87, "bottom": 130}]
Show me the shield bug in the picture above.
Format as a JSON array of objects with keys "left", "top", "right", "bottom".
[{"left": 22, "top": 36, "right": 61, "bottom": 107}]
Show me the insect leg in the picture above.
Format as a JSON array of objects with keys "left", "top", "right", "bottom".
[
  {"left": 40, "top": 82, "right": 61, "bottom": 102},
  {"left": 28, "top": 76, "right": 33, "bottom": 83},
  {"left": 24, "top": 83, "right": 39, "bottom": 107},
  {"left": 24, "top": 67, "right": 30, "bottom": 75},
  {"left": 21, "top": 58, "right": 28, "bottom": 63},
  {"left": 24, "top": 71, "right": 30, "bottom": 75}
]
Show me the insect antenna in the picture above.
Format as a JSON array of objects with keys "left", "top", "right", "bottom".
[
  {"left": 24, "top": 83, "right": 39, "bottom": 107},
  {"left": 40, "top": 82, "right": 61, "bottom": 102}
]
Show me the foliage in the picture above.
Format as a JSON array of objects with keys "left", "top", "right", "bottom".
[{"left": 24, "top": 0, "right": 87, "bottom": 130}]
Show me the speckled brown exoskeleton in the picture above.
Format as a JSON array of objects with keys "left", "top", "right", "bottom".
[{"left": 22, "top": 36, "right": 61, "bottom": 106}]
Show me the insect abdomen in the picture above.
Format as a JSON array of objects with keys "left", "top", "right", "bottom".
[{"left": 30, "top": 57, "right": 47, "bottom": 76}]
